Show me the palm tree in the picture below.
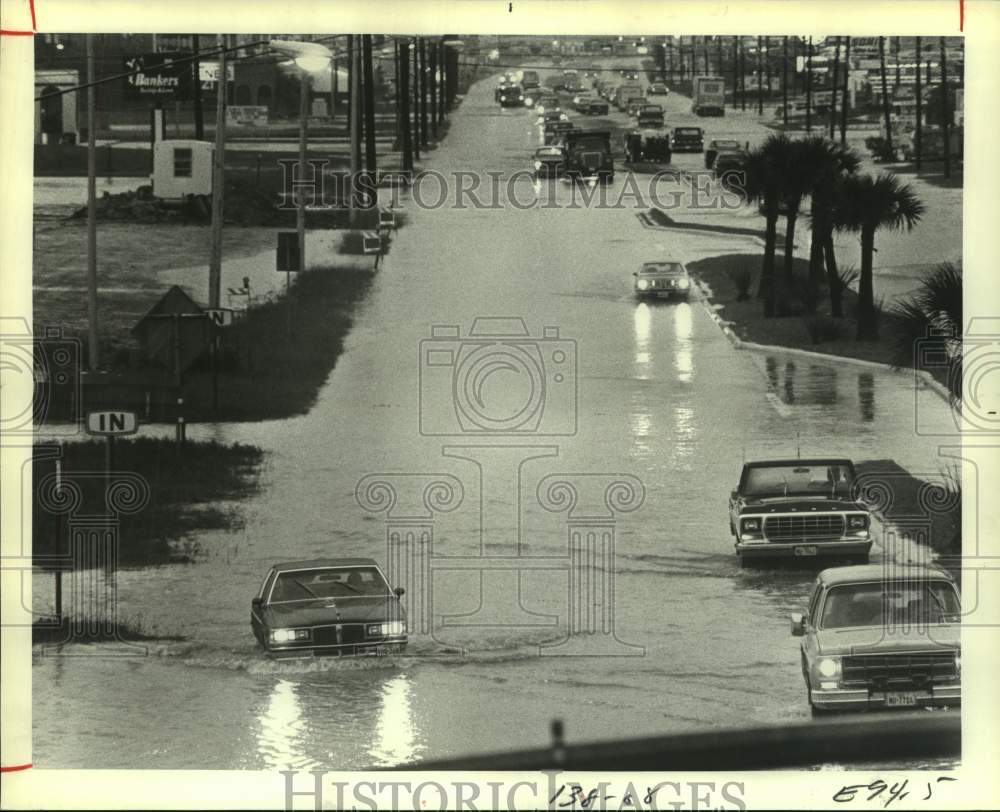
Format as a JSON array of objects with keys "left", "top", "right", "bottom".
[
  {"left": 801, "top": 137, "right": 861, "bottom": 315},
  {"left": 834, "top": 173, "right": 926, "bottom": 339},
  {"left": 775, "top": 138, "right": 819, "bottom": 316},
  {"left": 744, "top": 134, "right": 791, "bottom": 317}
]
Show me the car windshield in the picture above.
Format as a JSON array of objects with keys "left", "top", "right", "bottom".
[
  {"left": 536, "top": 147, "right": 562, "bottom": 157},
  {"left": 640, "top": 262, "right": 685, "bottom": 275},
  {"left": 743, "top": 463, "right": 854, "bottom": 497},
  {"left": 676, "top": 128, "right": 702, "bottom": 135},
  {"left": 820, "top": 581, "right": 961, "bottom": 629},
  {"left": 269, "top": 567, "right": 390, "bottom": 603},
  {"left": 714, "top": 140, "right": 741, "bottom": 149}
]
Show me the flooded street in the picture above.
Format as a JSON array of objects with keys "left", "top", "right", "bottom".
[{"left": 32, "top": 69, "right": 958, "bottom": 770}]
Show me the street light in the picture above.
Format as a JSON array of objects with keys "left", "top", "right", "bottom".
[{"left": 270, "top": 40, "right": 333, "bottom": 273}]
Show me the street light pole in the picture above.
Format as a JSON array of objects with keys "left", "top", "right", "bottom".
[
  {"left": 399, "top": 40, "right": 413, "bottom": 172},
  {"left": 349, "top": 35, "right": 362, "bottom": 225},
  {"left": 209, "top": 34, "right": 227, "bottom": 308},
  {"left": 86, "top": 34, "right": 99, "bottom": 372},
  {"left": 297, "top": 66, "right": 308, "bottom": 272}
]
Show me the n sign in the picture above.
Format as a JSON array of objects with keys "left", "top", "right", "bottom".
[{"left": 86, "top": 411, "right": 139, "bottom": 437}]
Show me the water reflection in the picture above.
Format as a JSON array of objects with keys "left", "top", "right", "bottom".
[
  {"left": 858, "top": 373, "right": 876, "bottom": 421},
  {"left": 633, "top": 303, "right": 652, "bottom": 377},
  {"left": 671, "top": 405, "right": 696, "bottom": 463},
  {"left": 784, "top": 361, "right": 796, "bottom": 404},
  {"left": 257, "top": 678, "right": 313, "bottom": 769},
  {"left": 673, "top": 303, "right": 693, "bottom": 384},
  {"left": 369, "top": 673, "right": 418, "bottom": 766}
]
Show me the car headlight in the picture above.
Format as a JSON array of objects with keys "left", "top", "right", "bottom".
[
  {"left": 636, "top": 278, "right": 649, "bottom": 290},
  {"left": 816, "top": 657, "right": 842, "bottom": 678},
  {"left": 954, "top": 651, "right": 961, "bottom": 675},
  {"left": 270, "top": 628, "right": 310, "bottom": 644},
  {"left": 534, "top": 161, "right": 542, "bottom": 170},
  {"left": 500, "top": 96, "right": 506, "bottom": 102},
  {"left": 848, "top": 514, "right": 869, "bottom": 530},
  {"left": 677, "top": 278, "right": 690, "bottom": 289},
  {"left": 741, "top": 517, "right": 761, "bottom": 532}
]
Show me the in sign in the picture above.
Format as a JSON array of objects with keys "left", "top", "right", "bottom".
[
  {"left": 86, "top": 410, "right": 139, "bottom": 436},
  {"left": 205, "top": 308, "right": 234, "bottom": 327}
]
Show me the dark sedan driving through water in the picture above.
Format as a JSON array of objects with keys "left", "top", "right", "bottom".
[{"left": 251, "top": 558, "right": 407, "bottom": 656}]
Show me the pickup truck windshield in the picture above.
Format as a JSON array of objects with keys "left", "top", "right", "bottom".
[{"left": 743, "top": 463, "right": 854, "bottom": 497}]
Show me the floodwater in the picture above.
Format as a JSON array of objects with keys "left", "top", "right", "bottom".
[{"left": 31, "top": 65, "right": 960, "bottom": 770}]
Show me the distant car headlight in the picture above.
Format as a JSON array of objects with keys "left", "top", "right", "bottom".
[
  {"left": 816, "top": 657, "right": 842, "bottom": 678},
  {"left": 500, "top": 95, "right": 506, "bottom": 102},
  {"left": 741, "top": 517, "right": 761, "bottom": 532},
  {"left": 848, "top": 514, "right": 869, "bottom": 530},
  {"left": 636, "top": 278, "right": 649, "bottom": 290},
  {"left": 534, "top": 160, "right": 542, "bottom": 170},
  {"left": 270, "top": 628, "right": 310, "bottom": 644},
  {"left": 677, "top": 278, "right": 690, "bottom": 289}
]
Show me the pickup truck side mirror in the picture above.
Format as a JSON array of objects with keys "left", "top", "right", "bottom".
[
  {"left": 790, "top": 612, "right": 806, "bottom": 636},
  {"left": 394, "top": 586, "right": 405, "bottom": 598}
]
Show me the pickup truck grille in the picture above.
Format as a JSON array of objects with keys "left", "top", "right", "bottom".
[
  {"left": 763, "top": 514, "right": 845, "bottom": 540},
  {"left": 841, "top": 652, "right": 958, "bottom": 688}
]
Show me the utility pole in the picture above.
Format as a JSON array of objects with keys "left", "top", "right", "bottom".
[
  {"left": 418, "top": 38, "right": 428, "bottom": 148},
  {"left": 349, "top": 34, "right": 363, "bottom": 224},
  {"left": 716, "top": 37, "right": 723, "bottom": 77},
  {"left": 739, "top": 38, "right": 746, "bottom": 111},
  {"left": 208, "top": 34, "right": 226, "bottom": 308},
  {"left": 362, "top": 33, "right": 377, "bottom": 199},
  {"left": 192, "top": 34, "right": 204, "bottom": 139},
  {"left": 782, "top": 36, "right": 788, "bottom": 127},
  {"left": 941, "top": 37, "right": 950, "bottom": 179},
  {"left": 879, "top": 37, "right": 893, "bottom": 155},
  {"left": 429, "top": 40, "right": 438, "bottom": 137},
  {"left": 840, "top": 36, "right": 851, "bottom": 145},
  {"left": 399, "top": 39, "right": 413, "bottom": 172},
  {"left": 805, "top": 36, "right": 813, "bottom": 132},
  {"left": 756, "top": 36, "right": 763, "bottom": 115},
  {"left": 297, "top": 65, "right": 308, "bottom": 273},
  {"left": 731, "top": 37, "right": 738, "bottom": 109},
  {"left": 894, "top": 36, "right": 901, "bottom": 86},
  {"left": 915, "top": 36, "right": 923, "bottom": 171},
  {"left": 764, "top": 36, "right": 771, "bottom": 96},
  {"left": 86, "top": 34, "right": 99, "bottom": 372},
  {"left": 703, "top": 36, "right": 710, "bottom": 74},
  {"left": 411, "top": 40, "right": 421, "bottom": 161},
  {"left": 830, "top": 37, "right": 841, "bottom": 140}
]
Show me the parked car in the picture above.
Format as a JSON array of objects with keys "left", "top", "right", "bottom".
[
  {"left": 251, "top": 558, "right": 407, "bottom": 657},
  {"left": 792, "top": 565, "right": 961, "bottom": 715},
  {"left": 647, "top": 82, "right": 670, "bottom": 96},
  {"left": 729, "top": 458, "right": 873, "bottom": 565},
  {"left": 669, "top": 126, "right": 705, "bottom": 152},
  {"left": 705, "top": 138, "right": 744, "bottom": 168},
  {"left": 533, "top": 145, "right": 565, "bottom": 178},
  {"left": 633, "top": 260, "right": 691, "bottom": 300}
]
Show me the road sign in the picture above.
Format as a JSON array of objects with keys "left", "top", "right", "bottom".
[
  {"left": 205, "top": 308, "right": 234, "bottom": 327},
  {"left": 362, "top": 231, "right": 382, "bottom": 254},
  {"left": 277, "top": 231, "right": 302, "bottom": 272},
  {"left": 378, "top": 208, "right": 396, "bottom": 230},
  {"left": 86, "top": 411, "right": 139, "bottom": 437}
]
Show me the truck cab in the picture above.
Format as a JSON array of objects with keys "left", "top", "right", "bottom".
[{"left": 561, "top": 128, "right": 614, "bottom": 182}]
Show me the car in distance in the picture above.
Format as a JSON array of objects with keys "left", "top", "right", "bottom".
[
  {"left": 251, "top": 558, "right": 407, "bottom": 657},
  {"left": 705, "top": 138, "right": 744, "bottom": 168},
  {"left": 713, "top": 150, "right": 749, "bottom": 190},
  {"left": 545, "top": 120, "right": 576, "bottom": 145},
  {"left": 534, "top": 145, "right": 565, "bottom": 178},
  {"left": 729, "top": 458, "right": 872, "bottom": 565},
  {"left": 647, "top": 82, "right": 670, "bottom": 96},
  {"left": 633, "top": 261, "right": 691, "bottom": 300},
  {"left": 583, "top": 98, "right": 610, "bottom": 116},
  {"left": 499, "top": 85, "right": 524, "bottom": 107},
  {"left": 792, "top": 565, "right": 961, "bottom": 714},
  {"left": 636, "top": 103, "right": 665, "bottom": 128},
  {"left": 669, "top": 126, "right": 705, "bottom": 152}
]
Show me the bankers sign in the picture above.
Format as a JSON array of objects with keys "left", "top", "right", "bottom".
[{"left": 123, "top": 53, "right": 193, "bottom": 100}]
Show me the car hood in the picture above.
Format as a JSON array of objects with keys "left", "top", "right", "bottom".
[
  {"left": 263, "top": 596, "right": 402, "bottom": 626},
  {"left": 816, "top": 625, "right": 960, "bottom": 656},
  {"left": 737, "top": 496, "right": 865, "bottom": 514}
]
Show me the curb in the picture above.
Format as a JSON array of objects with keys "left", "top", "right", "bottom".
[{"left": 691, "top": 276, "right": 955, "bottom": 407}]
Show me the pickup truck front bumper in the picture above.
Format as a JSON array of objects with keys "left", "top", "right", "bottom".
[
  {"left": 737, "top": 537, "right": 871, "bottom": 560},
  {"left": 811, "top": 683, "right": 960, "bottom": 712}
]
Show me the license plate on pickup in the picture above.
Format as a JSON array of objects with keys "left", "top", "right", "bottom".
[
  {"left": 794, "top": 545, "right": 817, "bottom": 556},
  {"left": 886, "top": 692, "right": 918, "bottom": 707}
]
